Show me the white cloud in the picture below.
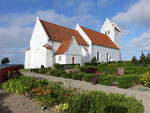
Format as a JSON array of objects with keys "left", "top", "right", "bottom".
[
  {"left": 132, "top": 29, "right": 150, "bottom": 51},
  {"left": 0, "top": 9, "right": 100, "bottom": 64},
  {"left": 112, "top": 0, "right": 150, "bottom": 55},
  {"left": 112, "top": 0, "right": 150, "bottom": 28}
]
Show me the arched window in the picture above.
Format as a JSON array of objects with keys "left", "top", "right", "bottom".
[
  {"left": 97, "top": 52, "right": 99, "bottom": 60},
  {"left": 97, "top": 52, "right": 101, "bottom": 61},
  {"left": 106, "top": 53, "right": 109, "bottom": 62}
]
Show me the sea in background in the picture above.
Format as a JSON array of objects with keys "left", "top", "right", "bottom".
[{"left": 0, "top": 64, "right": 23, "bottom": 69}]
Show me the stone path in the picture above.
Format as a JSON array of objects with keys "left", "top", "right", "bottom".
[{"left": 22, "top": 72, "right": 150, "bottom": 113}]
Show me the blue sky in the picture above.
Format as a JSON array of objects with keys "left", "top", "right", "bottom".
[{"left": 0, "top": 0, "right": 150, "bottom": 64}]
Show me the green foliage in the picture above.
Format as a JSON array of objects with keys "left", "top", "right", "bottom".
[
  {"left": 139, "top": 52, "right": 146, "bottom": 66},
  {"left": 79, "top": 66, "right": 97, "bottom": 73},
  {"left": 140, "top": 72, "right": 150, "bottom": 87},
  {"left": 1, "top": 57, "right": 10, "bottom": 65},
  {"left": 90, "top": 56, "right": 97, "bottom": 65},
  {"left": 131, "top": 56, "right": 138, "bottom": 65},
  {"left": 118, "top": 75, "right": 139, "bottom": 88},
  {"left": 1, "top": 76, "right": 144, "bottom": 113},
  {"left": 2, "top": 76, "right": 34, "bottom": 94},
  {"left": 54, "top": 64, "right": 80, "bottom": 70},
  {"left": 71, "top": 72, "right": 85, "bottom": 80},
  {"left": 84, "top": 74, "right": 95, "bottom": 82},
  {"left": 1, "top": 76, "right": 70, "bottom": 107},
  {"left": 62, "top": 73, "right": 72, "bottom": 78},
  {"left": 63, "top": 91, "right": 144, "bottom": 113},
  {"left": 98, "top": 75, "right": 117, "bottom": 86},
  {"left": 47, "top": 69, "right": 65, "bottom": 77}
]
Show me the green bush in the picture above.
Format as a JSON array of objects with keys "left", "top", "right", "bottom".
[
  {"left": 2, "top": 76, "right": 34, "bottom": 94},
  {"left": 47, "top": 69, "right": 65, "bottom": 77},
  {"left": 84, "top": 74, "right": 95, "bottom": 82},
  {"left": 98, "top": 75, "right": 117, "bottom": 86},
  {"left": 63, "top": 91, "right": 144, "bottom": 113},
  {"left": 62, "top": 73, "right": 73, "bottom": 78},
  {"left": 140, "top": 72, "right": 150, "bottom": 87},
  {"left": 118, "top": 75, "right": 139, "bottom": 88},
  {"left": 79, "top": 66, "right": 97, "bottom": 73},
  {"left": 1, "top": 76, "right": 69, "bottom": 107},
  {"left": 71, "top": 72, "right": 85, "bottom": 80},
  {"left": 2, "top": 76, "right": 49, "bottom": 94}
]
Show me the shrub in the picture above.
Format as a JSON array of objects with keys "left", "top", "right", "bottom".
[
  {"left": 47, "top": 69, "right": 65, "bottom": 77},
  {"left": 118, "top": 75, "right": 139, "bottom": 88},
  {"left": 90, "top": 56, "right": 97, "bottom": 65},
  {"left": 64, "top": 91, "right": 144, "bottom": 113},
  {"left": 140, "top": 72, "right": 150, "bottom": 87},
  {"left": 84, "top": 74, "right": 95, "bottom": 82},
  {"left": 79, "top": 66, "right": 97, "bottom": 73},
  {"left": 2, "top": 76, "right": 34, "bottom": 94},
  {"left": 0, "top": 65, "right": 21, "bottom": 83},
  {"left": 71, "top": 72, "right": 85, "bottom": 80},
  {"left": 98, "top": 75, "right": 117, "bottom": 86},
  {"left": 62, "top": 73, "right": 72, "bottom": 78}
]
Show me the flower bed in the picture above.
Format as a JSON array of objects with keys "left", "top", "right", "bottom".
[
  {"left": 0, "top": 65, "right": 21, "bottom": 83},
  {"left": 22, "top": 68, "right": 141, "bottom": 89},
  {"left": 0, "top": 76, "right": 144, "bottom": 113}
]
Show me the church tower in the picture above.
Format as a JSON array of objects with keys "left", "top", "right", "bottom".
[{"left": 101, "top": 18, "right": 121, "bottom": 48}]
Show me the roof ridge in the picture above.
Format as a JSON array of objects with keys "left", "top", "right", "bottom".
[
  {"left": 39, "top": 19, "right": 76, "bottom": 31},
  {"left": 80, "top": 25, "right": 119, "bottom": 49},
  {"left": 79, "top": 25, "right": 106, "bottom": 36}
]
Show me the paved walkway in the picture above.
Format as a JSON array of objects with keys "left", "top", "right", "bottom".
[{"left": 22, "top": 72, "right": 150, "bottom": 113}]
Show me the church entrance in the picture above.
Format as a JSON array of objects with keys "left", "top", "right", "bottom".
[{"left": 72, "top": 57, "right": 75, "bottom": 64}]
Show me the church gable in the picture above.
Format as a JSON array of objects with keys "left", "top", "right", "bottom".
[
  {"left": 55, "top": 36, "right": 81, "bottom": 55},
  {"left": 30, "top": 17, "right": 49, "bottom": 48},
  {"left": 66, "top": 37, "right": 81, "bottom": 55}
]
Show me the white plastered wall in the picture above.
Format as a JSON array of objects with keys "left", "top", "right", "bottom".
[
  {"left": 30, "top": 17, "right": 49, "bottom": 48},
  {"left": 101, "top": 18, "right": 121, "bottom": 48},
  {"left": 25, "top": 17, "right": 53, "bottom": 69},
  {"left": 92, "top": 45, "right": 120, "bottom": 62}
]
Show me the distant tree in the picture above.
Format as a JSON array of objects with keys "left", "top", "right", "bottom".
[
  {"left": 146, "top": 53, "right": 150, "bottom": 64},
  {"left": 131, "top": 56, "right": 138, "bottom": 64},
  {"left": 1, "top": 57, "right": 10, "bottom": 65},
  {"left": 139, "top": 52, "right": 146, "bottom": 66}
]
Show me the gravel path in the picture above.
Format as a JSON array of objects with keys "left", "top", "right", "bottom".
[
  {"left": 22, "top": 72, "right": 150, "bottom": 113},
  {"left": 0, "top": 90, "right": 54, "bottom": 113}
]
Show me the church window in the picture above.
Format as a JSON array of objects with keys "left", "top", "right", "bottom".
[
  {"left": 97, "top": 52, "right": 100, "bottom": 61},
  {"left": 59, "top": 56, "right": 61, "bottom": 61}
]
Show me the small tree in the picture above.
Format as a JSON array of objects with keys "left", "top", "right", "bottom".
[
  {"left": 90, "top": 57, "right": 97, "bottom": 65},
  {"left": 1, "top": 57, "right": 10, "bottom": 65},
  {"left": 139, "top": 52, "right": 146, "bottom": 66},
  {"left": 131, "top": 56, "right": 138, "bottom": 64},
  {"left": 146, "top": 53, "right": 150, "bottom": 64}
]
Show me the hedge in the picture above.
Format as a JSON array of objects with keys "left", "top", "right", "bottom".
[{"left": 63, "top": 91, "right": 144, "bottom": 113}]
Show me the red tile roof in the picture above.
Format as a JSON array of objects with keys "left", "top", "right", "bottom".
[
  {"left": 80, "top": 25, "right": 119, "bottom": 49},
  {"left": 40, "top": 19, "right": 88, "bottom": 46},
  {"left": 55, "top": 39, "right": 72, "bottom": 55},
  {"left": 43, "top": 44, "right": 52, "bottom": 50}
]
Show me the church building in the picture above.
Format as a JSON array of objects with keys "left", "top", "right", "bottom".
[{"left": 25, "top": 17, "right": 121, "bottom": 69}]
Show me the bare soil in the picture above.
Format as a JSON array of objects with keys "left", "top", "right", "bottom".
[{"left": 0, "top": 90, "right": 54, "bottom": 113}]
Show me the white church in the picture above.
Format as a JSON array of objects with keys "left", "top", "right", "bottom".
[{"left": 25, "top": 17, "right": 121, "bottom": 69}]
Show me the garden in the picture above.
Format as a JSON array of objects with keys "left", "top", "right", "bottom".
[
  {"left": 22, "top": 60, "right": 150, "bottom": 89},
  {"left": 0, "top": 65, "right": 144, "bottom": 113}
]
